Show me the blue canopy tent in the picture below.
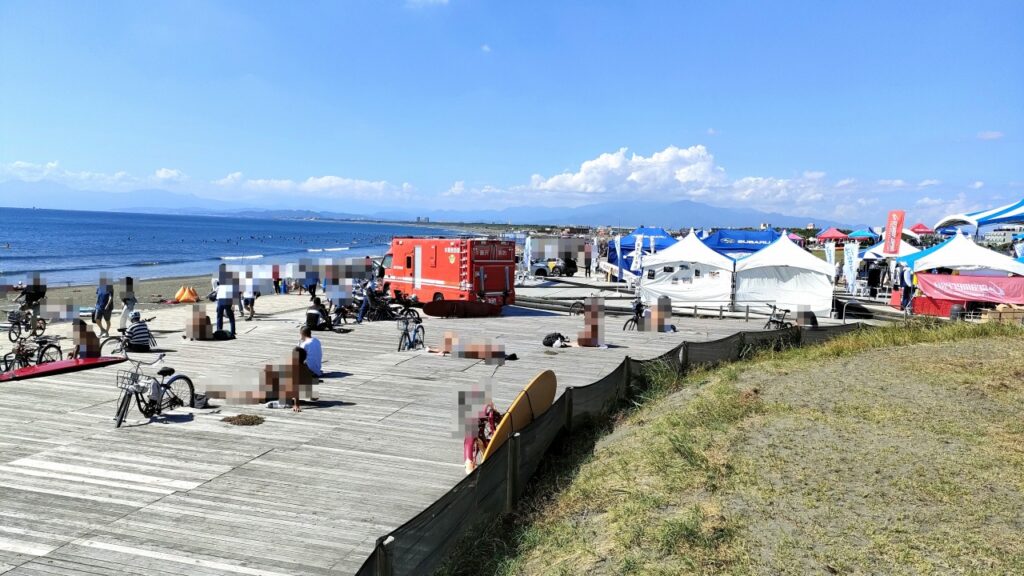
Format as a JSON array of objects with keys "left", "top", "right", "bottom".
[
  {"left": 703, "top": 229, "right": 781, "bottom": 258},
  {"left": 848, "top": 229, "right": 878, "bottom": 240},
  {"left": 607, "top": 226, "right": 677, "bottom": 274}
]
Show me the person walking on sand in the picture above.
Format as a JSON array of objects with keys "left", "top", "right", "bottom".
[{"left": 119, "top": 276, "right": 138, "bottom": 331}]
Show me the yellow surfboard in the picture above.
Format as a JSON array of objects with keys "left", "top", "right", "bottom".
[{"left": 481, "top": 369, "right": 557, "bottom": 461}]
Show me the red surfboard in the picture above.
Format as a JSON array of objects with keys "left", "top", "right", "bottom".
[{"left": 0, "top": 356, "right": 128, "bottom": 382}]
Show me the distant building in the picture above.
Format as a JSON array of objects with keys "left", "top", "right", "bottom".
[
  {"left": 983, "top": 225, "right": 1024, "bottom": 245},
  {"left": 415, "top": 216, "right": 430, "bottom": 223},
  {"left": 806, "top": 222, "right": 816, "bottom": 230}
]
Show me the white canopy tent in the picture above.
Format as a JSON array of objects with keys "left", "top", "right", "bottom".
[
  {"left": 734, "top": 234, "right": 835, "bottom": 317},
  {"left": 639, "top": 231, "right": 735, "bottom": 308},
  {"left": 906, "top": 232, "right": 1024, "bottom": 276},
  {"left": 860, "top": 239, "right": 920, "bottom": 260}
]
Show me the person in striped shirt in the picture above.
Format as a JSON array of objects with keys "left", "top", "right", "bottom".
[{"left": 125, "top": 311, "right": 154, "bottom": 352}]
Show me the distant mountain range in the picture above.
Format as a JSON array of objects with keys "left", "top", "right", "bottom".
[{"left": 0, "top": 180, "right": 854, "bottom": 229}]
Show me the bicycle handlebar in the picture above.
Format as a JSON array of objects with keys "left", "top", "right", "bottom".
[{"left": 125, "top": 353, "right": 165, "bottom": 366}]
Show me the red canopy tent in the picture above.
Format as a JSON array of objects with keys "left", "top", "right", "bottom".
[
  {"left": 816, "top": 227, "right": 850, "bottom": 241},
  {"left": 909, "top": 222, "right": 934, "bottom": 235}
]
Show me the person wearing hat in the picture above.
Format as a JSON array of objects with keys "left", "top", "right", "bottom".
[{"left": 125, "top": 311, "right": 154, "bottom": 352}]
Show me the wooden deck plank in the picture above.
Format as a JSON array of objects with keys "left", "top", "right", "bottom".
[{"left": 0, "top": 281, "right": 822, "bottom": 574}]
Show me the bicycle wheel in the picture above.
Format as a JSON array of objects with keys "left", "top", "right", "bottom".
[
  {"left": 623, "top": 318, "right": 637, "bottom": 331},
  {"left": 398, "top": 333, "right": 410, "bottom": 352},
  {"left": 568, "top": 301, "right": 583, "bottom": 316},
  {"left": 1, "top": 352, "right": 14, "bottom": 372},
  {"left": 413, "top": 325, "right": 426, "bottom": 350},
  {"left": 100, "top": 336, "right": 125, "bottom": 357},
  {"left": 30, "top": 317, "right": 46, "bottom": 338},
  {"left": 165, "top": 375, "right": 195, "bottom": 409},
  {"left": 8, "top": 323, "right": 21, "bottom": 343},
  {"left": 114, "top": 391, "right": 133, "bottom": 428},
  {"left": 401, "top": 308, "right": 420, "bottom": 321},
  {"left": 36, "top": 344, "right": 62, "bottom": 365}
]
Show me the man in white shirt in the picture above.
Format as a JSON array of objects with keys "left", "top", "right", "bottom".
[{"left": 299, "top": 326, "right": 323, "bottom": 377}]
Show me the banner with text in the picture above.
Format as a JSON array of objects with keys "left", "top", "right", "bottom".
[
  {"left": 824, "top": 242, "right": 836, "bottom": 267},
  {"left": 843, "top": 242, "right": 859, "bottom": 294},
  {"left": 883, "top": 210, "right": 906, "bottom": 255},
  {"left": 916, "top": 273, "right": 1024, "bottom": 304}
]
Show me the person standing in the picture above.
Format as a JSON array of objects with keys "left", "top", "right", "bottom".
[
  {"left": 119, "top": 276, "right": 138, "bottom": 331},
  {"left": 93, "top": 277, "right": 114, "bottom": 337},
  {"left": 355, "top": 274, "right": 377, "bottom": 324},
  {"left": 899, "top": 264, "right": 915, "bottom": 312},
  {"left": 215, "top": 278, "right": 237, "bottom": 337}
]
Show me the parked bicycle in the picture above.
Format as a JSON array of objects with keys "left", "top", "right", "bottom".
[
  {"left": 622, "top": 297, "right": 646, "bottom": 331},
  {"left": 764, "top": 304, "right": 793, "bottom": 330},
  {"left": 1, "top": 336, "right": 63, "bottom": 372},
  {"left": 393, "top": 291, "right": 421, "bottom": 320},
  {"left": 100, "top": 317, "right": 157, "bottom": 357},
  {"left": 568, "top": 301, "right": 584, "bottom": 316},
  {"left": 113, "top": 353, "right": 195, "bottom": 428},
  {"left": 397, "top": 317, "right": 426, "bottom": 351}
]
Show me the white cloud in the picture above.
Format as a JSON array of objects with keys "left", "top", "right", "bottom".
[
  {"left": 977, "top": 131, "right": 1004, "bottom": 141},
  {"left": 529, "top": 145, "right": 724, "bottom": 199},
  {"left": 706, "top": 128, "right": 717, "bottom": 136},
  {"left": 480, "top": 44, "right": 491, "bottom": 53},
  {"left": 215, "top": 172, "right": 244, "bottom": 186},
  {"left": 0, "top": 160, "right": 137, "bottom": 190},
  {"left": 969, "top": 181, "right": 985, "bottom": 189},
  {"left": 916, "top": 196, "right": 944, "bottom": 206},
  {"left": 216, "top": 171, "right": 414, "bottom": 201},
  {"left": 834, "top": 178, "right": 856, "bottom": 188},
  {"left": 876, "top": 179, "right": 907, "bottom": 187},
  {"left": 154, "top": 168, "right": 185, "bottom": 181},
  {"left": 917, "top": 179, "right": 941, "bottom": 188}
]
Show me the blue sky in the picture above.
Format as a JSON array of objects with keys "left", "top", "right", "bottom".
[{"left": 1, "top": 0, "right": 1021, "bottom": 225}]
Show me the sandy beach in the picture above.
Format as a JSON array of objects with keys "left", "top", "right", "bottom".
[{"left": 5, "top": 274, "right": 213, "bottom": 312}]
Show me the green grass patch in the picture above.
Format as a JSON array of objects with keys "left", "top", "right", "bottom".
[{"left": 437, "top": 321, "right": 1024, "bottom": 575}]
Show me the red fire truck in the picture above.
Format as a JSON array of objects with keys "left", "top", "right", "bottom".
[{"left": 380, "top": 237, "right": 516, "bottom": 306}]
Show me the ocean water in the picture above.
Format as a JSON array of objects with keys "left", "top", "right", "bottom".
[{"left": 0, "top": 208, "right": 457, "bottom": 286}]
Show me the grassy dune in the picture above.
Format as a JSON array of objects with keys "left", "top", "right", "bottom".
[{"left": 439, "top": 321, "right": 1024, "bottom": 575}]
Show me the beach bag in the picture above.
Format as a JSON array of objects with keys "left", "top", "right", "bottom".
[
  {"left": 212, "top": 330, "right": 233, "bottom": 341},
  {"left": 192, "top": 393, "right": 209, "bottom": 409},
  {"left": 542, "top": 332, "right": 568, "bottom": 347}
]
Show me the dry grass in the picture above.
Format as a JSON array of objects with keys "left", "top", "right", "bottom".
[
  {"left": 437, "top": 321, "right": 1024, "bottom": 575},
  {"left": 221, "top": 414, "right": 265, "bottom": 426}
]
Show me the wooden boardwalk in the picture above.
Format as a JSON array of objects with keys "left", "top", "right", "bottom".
[{"left": 0, "top": 282, "right": 806, "bottom": 575}]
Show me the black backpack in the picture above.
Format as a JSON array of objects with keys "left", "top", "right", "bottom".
[{"left": 542, "top": 332, "right": 568, "bottom": 347}]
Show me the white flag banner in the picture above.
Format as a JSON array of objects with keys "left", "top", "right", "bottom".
[
  {"left": 824, "top": 241, "right": 836, "bottom": 267},
  {"left": 630, "top": 235, "right": 644, "bottom": 272},
  {"left": 615, "top": 235, "right": 623, "bottom": 282},
  {"left": 843, "top": 242, "right": 859, "bottom": 294}
]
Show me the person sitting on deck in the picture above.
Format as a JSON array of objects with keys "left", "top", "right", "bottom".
[
  {"left": 69, "top": 318, "right": 101, "bottom": 359},
  {"left": 305, "top": 297, "right": 332, "bottom": 331},
  {"left": 298, "top": 326, "right": 323, "bottom": 377},
  {"left": 124, "top": 311, "right": 153, "bottom": 352}
]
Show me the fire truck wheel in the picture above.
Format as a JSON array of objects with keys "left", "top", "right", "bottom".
[
  {"left": 535, "top": 269, "right": 547, "bottom": 277},
  {"left": 432, "top": 292, "right": 445, "bottom": 302}
]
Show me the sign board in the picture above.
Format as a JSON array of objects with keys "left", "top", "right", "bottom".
[
  {"left": 883, "top": 210, "right": 906, "bottom": 255},
  {"left": 916, "top": 273, "right": 1024, "bottom": 305}
]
